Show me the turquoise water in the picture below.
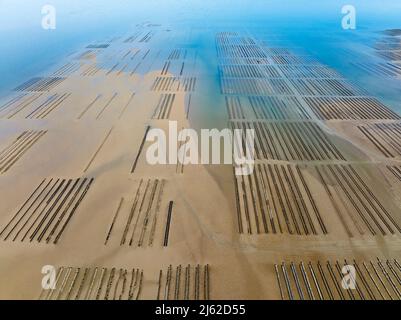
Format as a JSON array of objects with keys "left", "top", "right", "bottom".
[{"left": 1, "top": 0, "right": 400, "bottom": 111}]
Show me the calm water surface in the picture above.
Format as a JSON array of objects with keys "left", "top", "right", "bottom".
[{"left": 0, "top": 0, "right": 400, "bottom": 115}]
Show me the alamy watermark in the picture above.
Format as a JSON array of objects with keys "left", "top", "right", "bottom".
[
  {"left": 341, "top": 264, "right": 356, "bottom": 290},
  {"left": 41, "top": 265, "right": 56, "bottom": 290},
  {"left": 145, "top": 121, "right": 255, "bottom": 176},
  {"left": 41, "top": 5, "right": 56, "bottom": 30},
  {"left": 341, "top": 5, "right": 356, "bottom": 30}
]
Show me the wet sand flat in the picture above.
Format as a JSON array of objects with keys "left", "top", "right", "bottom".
[{"left": 0, "top": 26, "right": 401, "bottom": 300}]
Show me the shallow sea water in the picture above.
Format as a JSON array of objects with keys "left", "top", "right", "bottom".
[{"left": 1, "top": 0, "right": 400, "bottom": 117}]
